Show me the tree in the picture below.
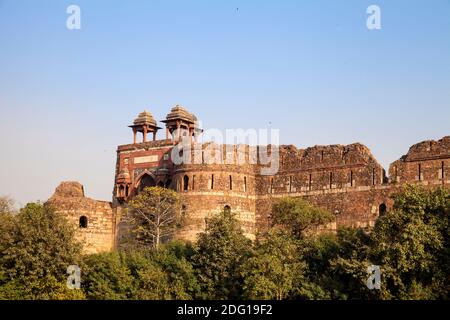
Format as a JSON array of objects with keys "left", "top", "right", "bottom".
[
  {"left": 192, "top": 210, "right": 252, "bottom": 300},
  {"left": 0, "top": 202, "right": 84, "bottom": 300},
  {"left": 126, "top": 187, "right": 182, "bottom": 250},
  {"left": 314, "top": 186, "right": 450, "bottom": 300},
  {"left": 271, "top": 197, "right": 334, "bottom": 239},
  {"left": 369, "top": 185, "right": 450, "bottom": 300},
  {"left": 82, "top": 243, "right": 200, "bottom": 300},
  {"left": 242, "top": 229, "right": 307, "bottom": 300},
  {"left": 81, "top": 252, "right": 135, "bottom": 300},
  {"left": 0, "top": 196, "right": 15, "bottom": 215}
]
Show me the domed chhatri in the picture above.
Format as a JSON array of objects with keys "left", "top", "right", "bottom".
[
  {"left": 162, "top": 104, "right": 201, "bottom": 142},
  {"left": 129, "top": 110, "right": 161, "bottom": 144},
  {"left": 133, "top": 110, "right": 157, "bottom": 127},
  {"left": 165, "top": 105, "right": 197, "bottom": 123}
]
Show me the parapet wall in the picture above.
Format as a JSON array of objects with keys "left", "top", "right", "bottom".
[{"left": 389, "top": 136, "right": 450, "bottom": 185}]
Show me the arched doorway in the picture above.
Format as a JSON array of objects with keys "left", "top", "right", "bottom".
[{"left": 138, "top": 174, "right": 156, "bottom": 193}]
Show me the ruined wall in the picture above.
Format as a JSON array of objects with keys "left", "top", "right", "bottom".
[
  {"left": 389, "top": 136, "right": 450, "bottom": 186},
  {"left": 47, "top": 182, "right": 116, "bottom": 254},
  {"left": 254, "top": 143, "right": 389, "bottom": 232}
]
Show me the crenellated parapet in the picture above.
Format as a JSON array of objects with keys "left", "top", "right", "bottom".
[{"left": 389, "top": 136, "right": 450, "bottom": 185}]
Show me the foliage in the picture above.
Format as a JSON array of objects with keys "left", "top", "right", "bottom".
[
  {"left": 192, "top": 210, "right": 252, "bottom": 300},
  {"left": 0, "top": 196, "right": 15, "bottom": 215},
  {"left": 0, "top": 202, "right": 84, "bottom": 300},
  {"left": 242, "top": 229, "right": 307, "bottom": 300},
  {"left": 369, "top": 186, "right": 450, "bottom": 299},
  {"left": 82, "top": 242, "right": 200, "bottom": 300},
  {"left": 271, "top": 197, "right": 334, "bottom": 239},
  {"left": 1, "top": 186, "right": 449, "bottom": 300}
]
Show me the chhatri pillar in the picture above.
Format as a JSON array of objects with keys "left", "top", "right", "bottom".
[
  {"left": 129, "top": 110, "right": 161, "bottom": 144},
  {"left": 161, "top": 105, "right": 203, "bottom": 143}
]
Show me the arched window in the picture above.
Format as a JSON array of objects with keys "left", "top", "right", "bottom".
[
  {"left": 224, "top": 205, "right": 231, "bottom": 215},
  {"left": 181, "top": 205, "right": 187, "bottom": 217},
  {"left": 118, "top": 185, "right": 125, "bottom": 197},
  {"left": 79, "top": 216, "right": 88, "bottom": 228},
  {"left": 139, "top": 174, "right": 156, "bottom": 193},
  {"left": 183, "top": 175, "right": 189, "bottom": 191},
  {"left": 379, "top": 204, "right": 387, "bottom": 216}
]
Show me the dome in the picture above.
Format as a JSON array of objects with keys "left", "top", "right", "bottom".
[
  {"left": 133, "top": 110, "right": 157, "bottom": 127},
  {"left": 165, "top": 105, "right": 197, "bottom": 123}
]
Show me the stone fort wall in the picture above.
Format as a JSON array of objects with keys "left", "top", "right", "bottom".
[{"left": 47, "top": 118, "right": 450, "bottom": 254}]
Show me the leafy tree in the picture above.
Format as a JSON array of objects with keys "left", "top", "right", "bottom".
[
  {"left": 314, "top": 228, "right": 375, "bottom": 300},
  {"left": 0, "top": 202, "right": 84, "bottom": 300},
  {"left": 271, "top": 197, "right": 334, "bottom": 239},
  {"left": 369, "top": 186, "right": 450, "bottom": 299},
  {"left": 242, "top": 229, "right": 307, "bottom": 300},
  {"left": 82, "top": 242, "right": 199, "bottom": 300},
  {"left": 151, "top": 241, "right": 200, "bottom": 300},
  {"left": 82, "top": 252, "right": 135, "bottom": 300},
  {"left": 314, "top": 186, "right": 450, "bottom": 300},
  {"left": 126, "top": 187, "right": 182, "bottom": 250},
  {"left": 0, "top": 196, "right": 15, "bottom": 215},
  {"left": 192, "top": 210, "right": 252, "bottom": 300}
]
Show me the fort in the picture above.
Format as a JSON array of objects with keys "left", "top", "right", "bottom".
[{"left": 47, "top": 105, "right": 450, "bottom": 254}]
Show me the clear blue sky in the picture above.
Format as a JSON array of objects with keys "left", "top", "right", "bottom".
[{"left": 1, "top": 0, "right": 449, "bottom": 206}]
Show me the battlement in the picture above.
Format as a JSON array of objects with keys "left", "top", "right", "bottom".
[
  {"left": 389, "top": 137, "right": 450, "bottom": 185},
  {"left": 401, "top": 136, "right": 450, "bottom": 162}
]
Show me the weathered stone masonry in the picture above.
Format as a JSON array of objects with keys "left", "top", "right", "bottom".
[{"left": 47, "top": 106, "right": 450, "bottom": 253}]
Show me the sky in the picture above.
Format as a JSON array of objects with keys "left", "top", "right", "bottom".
[{"left": 0, "top": 0, "right": 449, "bottom": 206}]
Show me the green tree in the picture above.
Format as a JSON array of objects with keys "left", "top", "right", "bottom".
[
  {"left": 242, "top": 229, "right": 307, "bottom": 300},
  {"left": 369, "top": 186, "right": 449, "bottom": 299},
  {"left": 82, "top": 243, "right": 199, "bottom": 300},
  {"left": 192, "top": 210, "right": 252, "bottom": 300},
  {"left": 0, "top": 202, "right": 84, "bottom": 300},
  {"left": 82, "top": 252, "right": 135, "bottom": 300},
  {"left": 126, "top": 187, "right": 182, "bottom": 250},
  {"left": 271, "top": 197, "right": 334, "bottom": 239}
]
